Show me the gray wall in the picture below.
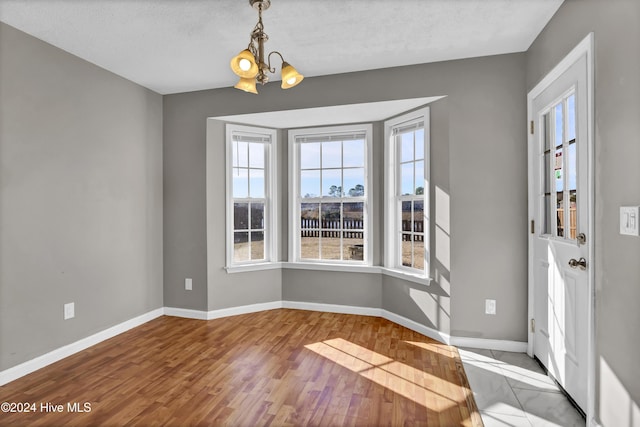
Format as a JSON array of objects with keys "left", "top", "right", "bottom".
[
  {"left": 0, "top": 23, "right": 163, "bottom": 370},
  {"left": 526, "top": 0, "right": 640, "bottom": 424},
  {"left": 382, "top": 97, "right": 451, "bottom": 334},
  {"left": 164, "top": 53, "right": 528, "bottom": 341}
]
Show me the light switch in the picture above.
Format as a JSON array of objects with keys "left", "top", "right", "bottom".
[{"left": 620, "top": 206, "right": 640, "bottom": 236}]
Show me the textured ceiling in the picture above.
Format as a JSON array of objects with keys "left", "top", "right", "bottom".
[{"left": 0, "top": 0, "right": 563, "bottom": 94}]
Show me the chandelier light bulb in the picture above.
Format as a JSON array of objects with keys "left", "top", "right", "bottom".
[{"left": 239, "top": 58, "right": 252, "bottom": 71}]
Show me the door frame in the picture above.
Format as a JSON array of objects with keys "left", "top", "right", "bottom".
[{"left": 527, "top": 32, "right": 595, "bottom": 424}]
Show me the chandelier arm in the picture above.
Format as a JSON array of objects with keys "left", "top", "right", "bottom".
[{"left": 266, "top": 51, "right": 285, "bottom": 74}]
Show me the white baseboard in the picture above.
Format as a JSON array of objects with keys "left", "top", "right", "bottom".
[
  {"left": 164, "top": 307, "right": 208, "bottom": 320},
  {"left": 381, "top": 309, "right": 451, "bottom": 345},
  {"left": 282, "top": 300, "right": 381, "bottom": 317},
  {"left": 0, "top": 308, "right": 164, "bottom": 387},
  {"left": 1, "top": 302, "right": 529, "bottom": 387},
  {"left": 206, "top": 301, "right": 282, "bottom": 319},
  {"left": 450, "top": 336, "right": 528, "bottom": 353}
]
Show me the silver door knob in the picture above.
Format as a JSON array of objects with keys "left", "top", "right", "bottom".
[{"left": 568, "top": 257, "right": 587, "bottom": 270}]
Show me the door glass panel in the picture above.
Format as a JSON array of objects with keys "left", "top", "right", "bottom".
[
  {"left": 567, "top": 94, "right": 577, "bottom": 240},
  {"left": 567, "top": 94, "right": 576, "bottom": 142},
  {"left": 542, "top": 113, "right": 552, "bottom": 235},
  {"left": 554, "top": 103, "right": 565, "bottom": 237}
]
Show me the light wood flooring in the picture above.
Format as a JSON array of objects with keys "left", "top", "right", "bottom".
[{"left": 0, "top": 309, "right": 482, "bottom": 426}]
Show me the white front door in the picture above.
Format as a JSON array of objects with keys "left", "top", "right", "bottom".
[{"left": 529, "top": 48, "right": 591, "bottom": 412}]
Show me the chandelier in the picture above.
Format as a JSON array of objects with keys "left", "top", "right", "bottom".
[{"left": 230, "top": 0, "right": 304, "bottom": 94}]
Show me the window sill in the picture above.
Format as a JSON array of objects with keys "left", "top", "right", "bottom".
[
  {"left": 381, "top": 268, "right": 432, "bottom": 286},
  {"left": 225, "top": 262, "right": 283, "bottom": 274},
  {"left": 281, "top": 262, "right": 381, "bottom": 274},
  {"left": 224, "top": 262, "right": 432, "bottom": 286}
]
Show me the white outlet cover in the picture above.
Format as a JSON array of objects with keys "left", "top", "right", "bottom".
[
  {"left": 64, "top": 302, "right": 75, "bottom": 320},
  {"left": 620, "top": 206, "right": 640, "bottom": 236},
  {"left": 185, "top": 278, "right": 192, "bottom": 290},
  {"left": 485, "top": 299, "right": 496, "bottom": 315}
]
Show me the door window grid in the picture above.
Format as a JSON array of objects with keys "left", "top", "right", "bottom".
[{"left": 540, "top": 92, "right": 577, "bottom": 240}]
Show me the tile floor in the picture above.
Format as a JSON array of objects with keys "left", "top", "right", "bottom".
[{"left": 459, "top": 348, "right": 586, "bottom": 427}]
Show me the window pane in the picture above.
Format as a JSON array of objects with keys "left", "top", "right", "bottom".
[
  {"left": 300, "top": 142, "right": 320, "bottom": 169},
  {"left": 322, "top": 169, "right": 342, "bottom": 197},
  {"left": 415, "top": 129, "right": 424, "bottom": 160},
  {"left": 248, "top": 143, "right": 264, "bottom": 168},
  {"left": 343, "top": 139, "right": 364, "bottom": 167},
  {"left": 301, "top": 203, "right": 319, "bottom": 228},
  {"left": 568, "top": 142, "right": 577, "bottom": 239},
  {"left": 300, "top": 203, "right": 319, "bottom": 259},
  {"left": 234, "top": 203, "right": 249, "bottom": 230},
  {"left": 401, "top": 234, "right": 412, "bottom": 267},
  {"left": 232, "top": 168, "right": 248, "bottom": 198},
  {"left": 343, "top": 237, "right": 364, "bottom": 261},
  {"left": 301, "top": 170, "right": 320, "bottom": 198},
  {"left": 321, "top": 202, "right": 341, "bottom": 224},
  {"left": 344, "top": 168, "right": 365, "bottom": 197},
  {"left": 233, "top": 232, "right": 249, "bottom": 263},
  {"left": 400, "top": 163, "right": 413, "bottom": 196},
  {"left": 343, "top": 202, "right": 364, "bottom": 231},
  {"left": 413, "top": 200, "right": 424, "bottom": 232},
  {"left": 233, "top": 141, "right": 249, "bottom": 168},
  {"left": 555, "top": 146, "right": 564, "bottom": 237},
  {"left": 413, "top": 237, "right": 425, "bottom": 270},
  {"left": 554, "top": 103, "right": 563, "bottom": 148},
  {"left": 250, "top": 231, "right": 264, "bottom": 260},
  {"left": 249, "top": 169, "right": 265, "bottom": 198},
  {"left": 567, "top": 94, "right": 576, "bottom": 142},
  {"left": 414, "top": 160, "right": 424, "bottom": 195},
  {"left": 300, "top": 237, "right": 319, "bottom": 259},
  {"left": 400, "top": 133, "right": 414, "bottom": 163},
  {"left": 251, "top": 203, "right": 264, "bottom": 229},
  {"left": 322, "top": 141, "right": 342, "bottom": 169},
  {"left": 401, "top": 201, "right": 412, "bottom": 232}
]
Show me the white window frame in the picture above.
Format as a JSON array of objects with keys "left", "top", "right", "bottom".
[
  {"left": 288, "top": 124, "right": 373, "bottom": 265},
  {"left": 225, "top": 124, "right": 278, "bottom": 269},
  {"left": 384, "top": 108, "right": 430, "bottom": 277}
]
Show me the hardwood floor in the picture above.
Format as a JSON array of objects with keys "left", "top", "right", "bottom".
[{"left": 0, "top": 309, "right": 482, "bottom": 426}]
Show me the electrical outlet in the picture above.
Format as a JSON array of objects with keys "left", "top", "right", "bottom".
[
  {"left": 185, "top": 278, "right": 192, "bottom": 291},
  {"left": 64, "top": 302, "right": 75, "bottom": 320},
  {"left": 485, "top": 299, "right": 496, "bottom": 315}
]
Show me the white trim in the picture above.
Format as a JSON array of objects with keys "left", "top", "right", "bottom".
[
  {"left": 381, "top": 267, "right": 431, "bottom": 286},
  {"left": 282, "top": 300, "right": 381, "bottom": 317},
  {"left": 0, "top": 303, "right": 532, "bottom": 387},
  {"left": 381, "top": 309, "right": 450, "bottom": 345},
  {"left": 288, "top": 123, "right": 373, "bottom": 265},
  {"left": 224, "top": 123, "right": 278, "bottom": 268},
  {"left": 164, "top": 307, "right": 209, "bottom": 320},
  {"left": 450, "top": 336, "right": 528, "bottom": 353},
  {"left": 225, "top": 262, "right": 283, "bottom": 274},
  {"left": 0, "top": 308, "right": 163, "bottom": 386},
  {"left": 206, "top": 301, "right": 282, "bottom": 320},
  {"left": 225, "top": 261, "right": 433, "bottom": 285},
  {"left": 281, "top": 262, "right": 381, "bottom": 274},
  {"left": 383, "top": 108, "right": 431, "bottom": 274},
  {"left": 527, "top": 32, "right": 595, "bottom": 421}
]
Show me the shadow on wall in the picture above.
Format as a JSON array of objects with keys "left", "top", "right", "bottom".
[
  {"left": 397, "top": 185, "right": 451, "bottom": 335},
  {"left": 600, "top": 357, "right": 640, "bottom": 427}
]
